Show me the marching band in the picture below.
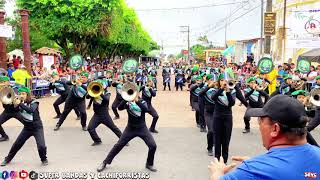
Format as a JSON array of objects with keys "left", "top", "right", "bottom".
[{"left": 0, "top": 55, "right": 319, "bottom": 172}]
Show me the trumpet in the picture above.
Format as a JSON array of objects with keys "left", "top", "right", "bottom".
[
  {"left": 227, "top": 80, "right": 237, "bottom": 89},
  {"left": 87, "top": 81, "right": 104, "bottom": 98},
  {"left": 121, "top": 82, "right": 138, "bottom": 102}
]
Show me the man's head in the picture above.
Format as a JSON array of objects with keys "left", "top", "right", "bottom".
[{"left": 246, "top": 95, "right": 308, "bottom": 150}]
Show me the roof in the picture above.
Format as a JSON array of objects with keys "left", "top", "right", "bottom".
[{"left": 35, "top": 47, "right": 61, "bottom": 56}]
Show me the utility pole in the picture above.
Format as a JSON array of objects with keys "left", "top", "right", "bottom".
[
  {"left": 180, "top": 26, "right": 190, "bottom": 64},
  {"left": 282, "top": 0, "right": 287, "bottom": 63},
  {"left": 264, "top": 0, "right": 272, "bottom": 55},
  {"left": 260, "top": 0, "right": 264, "bottom": 58}
]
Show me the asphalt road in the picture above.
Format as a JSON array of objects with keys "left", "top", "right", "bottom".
[{"left": 0, "top": 78, "right": 319, "bottom": 180}]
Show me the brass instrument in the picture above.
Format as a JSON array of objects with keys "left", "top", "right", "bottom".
[
  {"left": 121, "top": 82, "right": 138, "bottom": 102},
  {"left": 256, "top": 81, "right": 269, "bottom": 91},
  {"left": 227, "top": 80, "right": 237, "bottom": 89},
  {"left": 291, "top": 80, "right": 305, "bottom": 90},
  {"left": 0, "top": 87, "right": 22, "bottom": 107},
  {"left": 310, "top": 88, "right": 320, "bottom": 107},
  {"left": 87, "top": 81, "right": 104, "bottom": 98}
]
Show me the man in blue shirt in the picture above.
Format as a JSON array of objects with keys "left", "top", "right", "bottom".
[{"left": 209, "top": 95, "right": 320, "bottom": 180}]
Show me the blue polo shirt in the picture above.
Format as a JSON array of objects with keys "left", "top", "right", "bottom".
[{"left": 221, "top": 144, "right": 320, "bottom": 180}]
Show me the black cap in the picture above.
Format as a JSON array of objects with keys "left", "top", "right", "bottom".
[{"left": 246, "top": 95, "right": 307, "bottom": 128}]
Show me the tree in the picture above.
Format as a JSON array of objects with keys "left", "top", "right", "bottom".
[
  {"left": 15, "top": 0, "right": 158, "bottom": 60},
  {"left": 191, "top": 44, "right": 206, "bottom": 62}
]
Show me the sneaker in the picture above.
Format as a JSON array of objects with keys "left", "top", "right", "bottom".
[
  {"left": 53, "top": 115, "right": 61, "bottom": 119},
  {"left": 42, "top": 160, "right": 49, "bottom": 166},
  {"left": 113, "top": 116, "right": 120, "bottom": 120},
  {"left": 0, "top": 160, "right": 8, "bottom": 166},
  {"left": 242, "top": 129, "right": 250, "bottom": 134},
  {"left": 0, "top": 136, "right": 9, "bottom": 142},
  {"left": 91, "top": 142, "right": 102, "bottom": 146},
  {"left": 208, "top": 150, "right": 214, "bottom": 156}
]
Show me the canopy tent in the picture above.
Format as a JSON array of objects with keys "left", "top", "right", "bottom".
[
  {"left": 300, "top": 48, "right": 320, "bottom": 62},
  {"left": 8, "top": 49, "right": 24, "bottom": 60}
]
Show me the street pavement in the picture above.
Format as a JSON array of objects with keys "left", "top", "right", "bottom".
[{"left": 0, "top": 78, "right": 319, "bottom": 180}]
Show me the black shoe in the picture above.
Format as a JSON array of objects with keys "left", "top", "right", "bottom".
[
  {"left": 54, "top": 125, "right": 60, "bottom": 131},
  {"left": 0, "top": 160, "right": 8, "bottom": 166},
  {"left": 200, "top": 127, "right": 207, "bottom": 133},
  {"left": 149, "top": 129, "right": 159, "bottom": 134},
  {"left": 76, "top": 116, "right": 80, "bottom": 120},
  {"left": 82, "top": 127, "right": 87, "bottom": 131},
  {"left": 196, "top": 124, "right": 200, "bottom": 128},
  {"left": 97, "top": 162, "right": 107, "bottom": 172},
  {"left": 242, "top": 129, "right": 250, "bottom": 134},
  {"left": 53, "top": 115, "right": 61, "bottom": 119},
  {"left": 146, "top": 164, "right": 157, "bottom": 172},
  {"left": 113, "top": 116, "right": 120, "bottom": 120},
  {"left": 192, "top": 108, "right": 195, "bottom": 111},
  {"left": 91, "top": 142, "right": 102, "bottom": 146},
  {"left": 125, "top": 143, "right": 130, "bottom": 146},
  {"left": 0, "top": 136, "right": 9, "bottom": 142},
  {"left": 42, "top": 160, "right": 48, "bottom": 166},
  {"left": 208, "top": 150, "right": 214, "bottom": 156}
]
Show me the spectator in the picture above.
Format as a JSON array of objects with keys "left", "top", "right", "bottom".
[
  {"left": 305, "top": 66, "right": 317, "bottom": 91},
  {"left": 12, "top": 64, "right": 31, "bottom": 87},
  {"left": 17, "top": 56, "right": 22, "bottom": 64},
  {"left": 7, "top": 64, "right": 15, "bottom": 81},
  {"left": 12, "top": 55, "right": 20, "bottom": 69},
  {"left": 209, "top": 95, "right": 320, "bottom": 180},
  {"left": 277, "top": 65, "right": 285, "bottom": 83}
]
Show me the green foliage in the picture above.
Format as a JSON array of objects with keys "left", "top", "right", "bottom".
[{"left": 14, "top": 0, "right": 157, "bottom": 60}]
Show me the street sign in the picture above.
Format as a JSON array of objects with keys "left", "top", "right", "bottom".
[
  {"left": 264, "top": 12, "right": 276, "bottom": 36},
  {"left": 0, "top": 25, "right": 13, "bottom": 38}
]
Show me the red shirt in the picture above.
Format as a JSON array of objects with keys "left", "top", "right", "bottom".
[{"left": 12, "top": 59, "right": 20, "bottom": 69}]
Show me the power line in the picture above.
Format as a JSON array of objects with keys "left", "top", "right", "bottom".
[{"left": 134, "top": 2, "right": 243, "bottom": 12}]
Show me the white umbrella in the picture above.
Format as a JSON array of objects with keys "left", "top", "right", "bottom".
[{"left": 8, "top": 49, "right": 24, "bottom": 60}]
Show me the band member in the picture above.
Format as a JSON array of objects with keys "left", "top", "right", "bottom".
[
  {"left": 175, "top": 69, "right": 185, "bottom": 91},
  {"left": 140, "top": 78, "right": 159, "bottom": 133},
  {"left": 211, "top": 73, "right": 236, "bottom": 163},
  {"left": 162, "top": 66, "right": 171, "bottom": 91},
  {"left": 242, "top": 77, "right": 269, "bottom": 133},
  {"left": 54, "top": 72, "right": 89, "bottom": 131},
  {"left": 0, "top": 76, "right": 25, "bottom": 142},
  {"left": 1, "top": 87, "right": 48, "bottom": 166},
  {"left": 136, "top": 69, "right": 144, "bottom": 87},
  {"left": 270, "top": 74, "right": 295, "bottom": 97},
  {"left": 199, "top": 74, "right": 217, "bottom": 156},
  {"left": 87, "top": 80, "right": 123, "bottom": 146},
  {"left": 96, "top": 95, "right": 157, "bottom": 172},
  {"left": 190, "top": 75, "right": 204, "bottom": 128},
  {"left": 51, "top": 73, "right": 80, "bottom": 119},
  {"left": 291, "top": 90, "right": 319, "bottom": 147},
  {"left": 149, "top": 67, "right": 158, "bottom": 89},
  {"left": 198, "top": 74, "right": 208, "bottom": 132},
  {"left": 111, "top": 76, "right": 125, "bottom": 120}
]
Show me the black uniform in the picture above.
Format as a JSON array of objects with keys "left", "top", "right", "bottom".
[
  {"left": 175, "top": 71, "right": 185, "bottom": 91},
  {"left": 306, "top": 107, "right": 320, "bottom": 147},
  {"left": 0, "top": 103, "right": 25, "bottom": 140},
  {"left": 102, "top": 99, "right": 157, "bottom": 167},
  {"left": 52, "top": 80, "right": 80, "bottom": 118},
  {"left": 270, "top": 83, "right": 295, "bottom": 98},
  {"left": 87, "top": 92, "right": 122, "bottom": 143},
  {"left": 162, "top": 67, "right": 171, "bottom": 91},
  {"left": 190, "top": 83, "right": 204, "bottom": 127},
  {"left": 140, "top": 86, "right": 159, "bottom": 131},
  {"left": 243, "top": 87, "right": 269, "bottom": 130},
  {"left": 56, "top": 83, "right": 88, "bottom": 129},
  {"left": 199, "top": 86, "right": 216, "bottom": 152},
  {"left": 4, "top": 100, "right": 47, "bottom": 164},
  {"left": 212, "top": 88, "right": 236, "bottom": 163},
  {"left": 149, "top": 69, "right": 158, "bottom": 89},
  {"left": 111, "top": 82, "right": 123, "bottom": 119}
]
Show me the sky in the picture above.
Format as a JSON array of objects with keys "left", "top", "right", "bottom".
[
  {"left": 126, "top": 0, "right": 263, "bottom": 55},
  {"left": 3, "top": 0, "right": 263, "bottom": 55}
]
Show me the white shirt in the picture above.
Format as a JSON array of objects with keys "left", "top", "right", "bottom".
[{"left": 306, "top": 71, "right": 317, "bottom": 84}]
